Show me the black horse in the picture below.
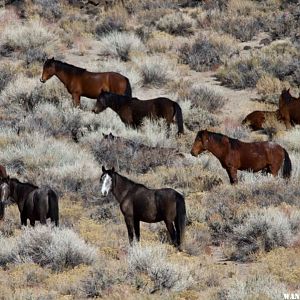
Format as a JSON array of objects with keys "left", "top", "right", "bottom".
[
  {"left": 100, "top": 166, "right": 186, "bottom": 248},
  {"left": 0, "top": 177, "right": 59, "bottom": 226},
  {"left": 93, "top": 92, "right": 184, "bottom": 136}
]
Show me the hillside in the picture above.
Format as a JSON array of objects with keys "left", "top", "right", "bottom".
[{"left": 0, "top": 1, "right": 299, "bottom": 299}]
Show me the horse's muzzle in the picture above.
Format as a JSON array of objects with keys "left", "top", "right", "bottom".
[
  {"left": 190, "top": 150, "right": 197, "bottom": 157},
  {"left": 40, "top": 78, "right": 45, "bottom": 83}
]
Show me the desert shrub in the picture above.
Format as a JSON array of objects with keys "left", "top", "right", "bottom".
[
  {"left": 24, "top": 48, "right": 48, "bottom": 65},
  {"left": 230, "top": 207, "right": 300, "bottom": 261},
  {"left": 0, "top": 129, "right": 100, "bottom": 195},
  {"left": 95, "top": 10, "right": 127, "bottom": 38},
  {"left": 98, "top": 31, "right": 146, "bottom": 61},
  {"left": 128, "top": 244, "right": 194, "bottom": 293},
  {"left": 220, "top": 274, "right": 286, "bottom": 300},
  {"left": 183, "top": 85, "right": 225, "bottom": 112},
  {"left": 217, "top": 15, "right": 264, "bottom": 42},
  {"left": 1, "top": 21, "right": 55, "bottom": 54},
  {"left": 201, "top": 0, "right": 228, "bottom": 11},
  {"left": 275, "top": 127, "right": 300, "bottom": 152},
  {"left": 217, "top": 42, "right": 300, "bottom": 88},
  {"left": 223, "top": 125, "right": 251, "bottom": 140},
  {"left": 33, "top": 0, "right": 63, "bottom": 20},
  {"left": 0, "top": 63, "right": 15, "bottom": 92},
  {"left": 179, "top": 34, "right": 236, "bottom": 71},
  {"left": 156, "top": 12, "right": 194, "bottom": 36},
  {"left": 181, "top": 100, "right": 219, "bottom": 130},
  {"left": 0, "top": 226, "right": 96, "bottom": 270},
  {"left": 133, "top": 55, "right": 176, "bottom": 87}
]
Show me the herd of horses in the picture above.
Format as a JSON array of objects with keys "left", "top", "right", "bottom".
[{"left": 0, "top": 58, "right": 297, "bottom": 248}]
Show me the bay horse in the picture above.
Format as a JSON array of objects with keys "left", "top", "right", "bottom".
[
  {"left": 191, "top": 130, "right": 292, "bottom": 184},
  {"left": 242, "top": 110, "right": 280, "bottom": 131},
  {"left": 278, "top": 88, "right": 300, "bottom": 129},
  {"left": 93, "top": 92, "right": 184, "bottom": 135},
  {"left": 100, "top": 166, "right": 186, "bottom": 248},
  {"left": 40, "top": 58, "right": 132, "bottom": 107},
  {"left": 0, "top": 177, "right": 59, "bottom": 226}
]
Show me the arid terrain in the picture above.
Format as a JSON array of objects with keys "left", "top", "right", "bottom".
[{"left": 0, "top": 0, "right": 299, "bottom": 299}]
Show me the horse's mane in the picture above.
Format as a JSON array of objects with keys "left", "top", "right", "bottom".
[
  {"left": 10, "top": 178, "right": 38, "bottom": 189},
  {"left": 208, "top": 131, "right": 240, "bottom": 149},
  {"left": 115, "top": 172, "right": 148, "bottom": 189},
  {"left": 54, "top": 60, "right": 86, "bottom": 75},
  {"left": 103, "top": 92, "right": 132, "bottom": 106}
]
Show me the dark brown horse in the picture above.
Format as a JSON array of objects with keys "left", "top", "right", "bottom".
[
  {"left": 191, "top": 130, "right": 292, "bottom": 184},
  {"left": 242, "top": 110, "right": 280, "bottom": 131},
  {"left": 0, "top": 177, "right": 59, "bottom": 226},
  {"left": 278, "top": 88, "right": 300, "bottom": 129},
  {"left": 40, "top": 58, "right": 132, "bottom": 107},
  {"left": 93, "top": 92, "right": 184, "bottom": 135},
  {"left": 100, "top": 166, "right": 186, "bottom": 248}
]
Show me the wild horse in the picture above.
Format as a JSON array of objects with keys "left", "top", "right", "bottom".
[
  {"left": 278, "top": 88, "right": 300, "bottom": 129},
  {"left": 191, "top": 130, "right": 292, "bottom": 184},
  {"left": 0, "top": 177, "right": 59, "bottom": 226},
  {"left": 100, "top": 166, "right": 186, "bottom": 248},
  {"left": 242, "top": 110, "right": 280, "bottom": 131},
  {"left": 40, "top": 58, "right": 132, "bottom": 107},
  {"left": 93, "top": 92, "right": 184, "bottom": 135}
]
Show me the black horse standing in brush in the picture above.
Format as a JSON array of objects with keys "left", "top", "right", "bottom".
[
  {"left": 0, "top": 177, "right": 59, "bottom": 226},
  {"left": 100, "top": 166, "right": 186, "bottom": 248},
  {"left": 93, "top": 92, "right": 184, "bottom": 136}
]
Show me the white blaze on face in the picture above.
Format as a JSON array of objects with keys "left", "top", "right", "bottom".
[
  {"left": 0, "top": 183, "right": 9, "bottom": 202},
  {"left": 101, "top": 174, "right": 112, "bottom": 196}
]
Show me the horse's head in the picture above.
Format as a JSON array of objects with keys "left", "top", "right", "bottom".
[
  {"left": 280, "top": 88, "right": 292, "bottom": 103},
  {"left": 191, "top": 130, "right": 209, "bottom": 156},
  {"left": 93, "top": 92, "right": 110, "bottom": 114},
  {"left": 40, "top": 57, "right": 56, "bottom": 83},
  {"left": 100, "top": 166, "right": 115, "bottom": 197},
  {"left": 0, "top": 182, "right": 10, "bottom": 220}
]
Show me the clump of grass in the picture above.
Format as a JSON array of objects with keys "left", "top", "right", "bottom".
[
  {"left": 128, "top": 244, "right": 194, "bottom": 293},
  {"left": 98, "top": 31, "right": 146, "bottom": 61},
  {"left": 0, "top": 226, "right": 96, "bottom": 270},
  {"left": 33, "top": 0, "right": 63, "bottom": 21},
  {"left": 221, "top": 273, "right": 286, "bottom": 300},
  {"left": 133, "top": 55, "right": 176, "bottom": 87},
  {"left": 156, "top": 12, "right": 194, "bottom": 36},
  {"left": 179, "top": 33, "right": 236, "bottom": 71},
  {"left": 0, "top": 63, "right": 16, "bottom": 92}
]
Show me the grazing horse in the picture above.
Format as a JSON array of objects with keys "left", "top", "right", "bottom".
[
  {"left": 40, "top": 58, "right": 132, "bottom": 107},
  {"left": 0, "top": 177, "right": 59, "bottom": 226},
  {"left": 93, "top": 92, "right": 184, "bottom": 135},
  {"left": 242, "top": 110, "right": 280, "bottom": 131},
  {"left": 191, "top": 130, "right": 292, "bottom": 184},
  {"left": 100, "top": 166, "right": 186, "bottom": 248},
  {"left": 278, "top": 88, "right": 300, "bottom": 129}
]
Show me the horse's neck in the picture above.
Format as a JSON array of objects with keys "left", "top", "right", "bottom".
[
  {"left": 112, "top": 173, "right": 134, "bottom": 203},
  {"left": 12, "top": 182, "right": 36, "bottom": 206},
  {"left": 207, "top": 136, "right": 227, "bottom": 160},
  {"left": 107, "top": 96, "right": 126, "bottom": 112},
  {"left": 54, "top": 67, "right": 73, "bottom": 88}
]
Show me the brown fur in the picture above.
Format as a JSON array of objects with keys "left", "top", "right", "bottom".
[
  {"left": 242, "top": 110, "right": 280, "bottom": 130},
  {"left": 191, "top": 130, "right": 292, "bottom": 184},
  {"left": 278, "top": 89, "right": 300, "bottom": 129},
  {"left": 0, "top": 165, "right": 7, "bottom": 179},
  {"left": 40, "top": 58, "right": 132, "bottom": 107}
]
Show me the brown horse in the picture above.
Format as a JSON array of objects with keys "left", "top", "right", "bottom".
[
  {"left": 242, "top": 110, "right": 280, "bottom": 131},
  {"left": 93, "top": 92, "right": 184, "bottom": 135},
  {"left": 278, "top": 88, "right": 300, "bottom": 129},
  {"left": 40, "top": 58, "right": 132, "bottom": 107},
  {"left": 191, "top": 130, "right": 292, "bottom": 184},
  {"left": 100, "top": 166, "right": 186, "bottom": 248}
]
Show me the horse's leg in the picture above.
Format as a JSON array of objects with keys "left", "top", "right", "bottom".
[
  {"left": 72, "top": 92, "right": 81, "bottom": 108},
  {"left": 134, "top": 219, "right": 140, "bottom": 242},
  {"left": 226, "top": 167, "right": 238, "bottom": 184},
  {"left": 124, "top": 216, "right": 134, "bottom": 245},
  {"left": 269, "top": 163, "right": 281, "bottom": 177},
  {"left": 21, "top": 215, "right": 27, "bottom": 226},
  {"left": 30, "top": 219, "right": 35, "bottom": 227},
  {"left": 164, "top": 220, "right": 177, "bottom": 246}
]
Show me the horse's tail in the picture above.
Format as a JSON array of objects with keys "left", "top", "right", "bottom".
[
  {"left": 124, "top": 77, "right": 132, "bottom": 98},
  {"left": 48, "top": 189, "right": 59, "bottom": 226},
  {"left": 282, "top": 148, "right": 292, "bottom": 179},
  {"left": 174, "top": 102, "right": 184, "bottom": 135},
  {"left": 175, "top": 193, "right": 186, "bottom": 249}
]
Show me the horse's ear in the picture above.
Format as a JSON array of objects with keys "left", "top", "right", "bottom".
[
  {"left": 102, "top": 133, "right": 106, "bottom": 137},
  {"left": 111, "top": 166, "right": 115, "bottom": 173},
  {"left": 51, "top": 57, "right": 54, "bottom": 60},
  {"left": 102, "top": 166, "right": 106, "bottom": 173}
]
